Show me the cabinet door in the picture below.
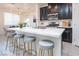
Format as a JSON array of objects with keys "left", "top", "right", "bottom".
[
  {"left": 40, "top": 7, "right": 43, "bottom": 20},
  {"left": 68, "top": 3, "right": 72, "bottom": 19},
  {"left": 44, "top": 7, "right": 48, "bottom": 20},
  {"left": 40, "top": 6, "right": 48, "bottom": 20},
  {"left": 58, "top": 3, "right": 72, "bottom": 19},
  {"left": 58, "top": 4, "right": 64, "bottom": 19},
  {"left": 58, "top": 4, "right": 67, "bottom": 19},
  {"left": 62, "top": 28, "right": 72, "bottom": 43}
]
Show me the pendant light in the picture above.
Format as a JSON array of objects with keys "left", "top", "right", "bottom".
[
  {"left": 10, "top": 3, "right": 16, "bottom": 27},
  {"left": 18, "top": 7, "right": 21, "bottom": 28},
  {"left": 48, "top": 5, "right": 51, "bottom": 9},
  {"left": 11, "top": 4, "right": 14, "bottom": 27}
]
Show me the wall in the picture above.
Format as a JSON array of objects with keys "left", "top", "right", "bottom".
[
  {"left": 0, "top": 10, "right": 4, "bottom": 26},
  {"left": 72, "top": 3, "right": 79, "bottom": 46}
]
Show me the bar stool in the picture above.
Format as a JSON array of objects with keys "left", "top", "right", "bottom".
[
  {"left": 4, "top": 29, "right": 16, "bottom": 50},
  {"left": 23, "top": 36, "right": 36, "bottom": 56},
  {"left": 38, "top": 40, "right": 54, "bottom": 56},
  {"left": 13, "top": 31, "right": 24, "bottom": 55}
]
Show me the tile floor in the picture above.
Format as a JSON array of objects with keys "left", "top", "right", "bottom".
[
  {"left": 63, "top": 42, "right": 79, "bottom": 56},
  {"left": 0, "top": 35, "right": 79, "bottom": 56}
]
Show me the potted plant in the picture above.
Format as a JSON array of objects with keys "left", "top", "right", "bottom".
[{"left": 19, "top": 23, "right": 23, "bottom": 28}]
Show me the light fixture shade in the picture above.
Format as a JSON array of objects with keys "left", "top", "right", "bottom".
[
  {"left": 48, "top": 5, "right": 51, "bottom": 9},
  {"left": 55, "top": 5, "right": 58, "bottom": 9}
]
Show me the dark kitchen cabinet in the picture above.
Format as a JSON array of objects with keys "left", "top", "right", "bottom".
[
  {"left": 40, "top": 3, "right": 72, "bottom": 21},
  {"left": 48, "top": 3, "right": 72, "bottom": 19},
  {"left": 62, "top": 28, "right": 72, "bottom": 43},
  {"left": 40, "top": 6, "right": 48, "bottom": 20},
  {"left": 58, "top": 3, "right": 72, "bottom": 19}
]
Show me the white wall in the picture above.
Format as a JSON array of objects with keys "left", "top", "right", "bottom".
[{"left": 72, "top": 3, "right": 79, "bottom": 46}]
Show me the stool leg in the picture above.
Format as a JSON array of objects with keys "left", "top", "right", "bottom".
[
  {"left": 18, "top": 38, "right": 20, "bottom": 49},
  {"left": 18, "top": 38, "right": 21, "bottom": 55},
  {"left": 34, "top": 41, "right": 37, "bottom": 55},
  {"left": 28, "top": 43, "right": 29, "bottom": 52},
  {"left": 13, "top": 38, "right": 17, "bottom": 54},
  {"left": 39, "top": 48, "right": 40, "bottom": 56},
  {"left": 40, "top": 48, "right": 42, "bottom": 56},
  {"left": 38, "top": 48, "right": 40, "bottom": 56},
  {"left": 42, "top": 48, "right": 44, "bottom": 56},
  {"left": 12, "top": 37, "right": 14, "bottom": 46},
  {"left": 13, "top": 38, "right": 15, "bottom": 53},
  {"left": 16, "top": 38, "right": 20, "bottom": 55},
  {"left": 51, "top": 49, "right": 53, "bottom": 56},
  {"left": 5, "top": 36, "right": 9, "bottom": 50},
  {"left": 23, "top": 42, "right": 26, "bottom": 56},
  {"left": 15, "top": 39, "right": 18, "bottom": 55},
  {"left": 30, "top": 42, "right": 32, "bottom": 55},
  {"left": 48, "top": 50, "right": 50, "bottom": 56},
  {"left": 23, "top": 37, "right": 26, "bottom": 56}
]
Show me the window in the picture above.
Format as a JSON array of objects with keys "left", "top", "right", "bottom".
[{"left": 4, "top": 12, "right": 20, "bottom": 26}]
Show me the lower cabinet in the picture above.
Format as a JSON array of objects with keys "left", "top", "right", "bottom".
[{"left": 62, "top": 28, "right": 72, "bottom": 43}]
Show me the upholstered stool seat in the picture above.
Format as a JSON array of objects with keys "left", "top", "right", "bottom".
[
  {"left": 39, "top": 40, "right": 54, "bottom": 49},
  {"left": 24, "top": 36, "right": 36, "bottom": 42}
]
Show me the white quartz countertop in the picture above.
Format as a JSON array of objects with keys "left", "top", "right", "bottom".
[{"left": 8, "top": 27, "right": 65, "bottom": 38}]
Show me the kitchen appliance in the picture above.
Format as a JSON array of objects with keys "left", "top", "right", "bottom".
[
  {"left": 47, "top": 22, "right": 59, "bottom": 27},
  {"left": 48, "top": 13, "right": 58, "bottom": 20}
]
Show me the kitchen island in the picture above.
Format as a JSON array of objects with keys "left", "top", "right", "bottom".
[{"left": 7, "top": 27, "right": 65, "bottom": 56}]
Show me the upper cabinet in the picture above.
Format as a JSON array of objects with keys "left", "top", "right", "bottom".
[
  {"left": 40, "top": 3, "right": 72, "bottom": 21},
  {"left": 48, "top": 3, "right": 72, "bottom": 19},
  {"left": 40, "top": 6, "right": 48, "bottom": 21},
  {"left": 48, "top": 3, "right": 59, "bottom": 14},
  {"left": 58, "top": 3, "right": 72, "bottom": 19}
]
